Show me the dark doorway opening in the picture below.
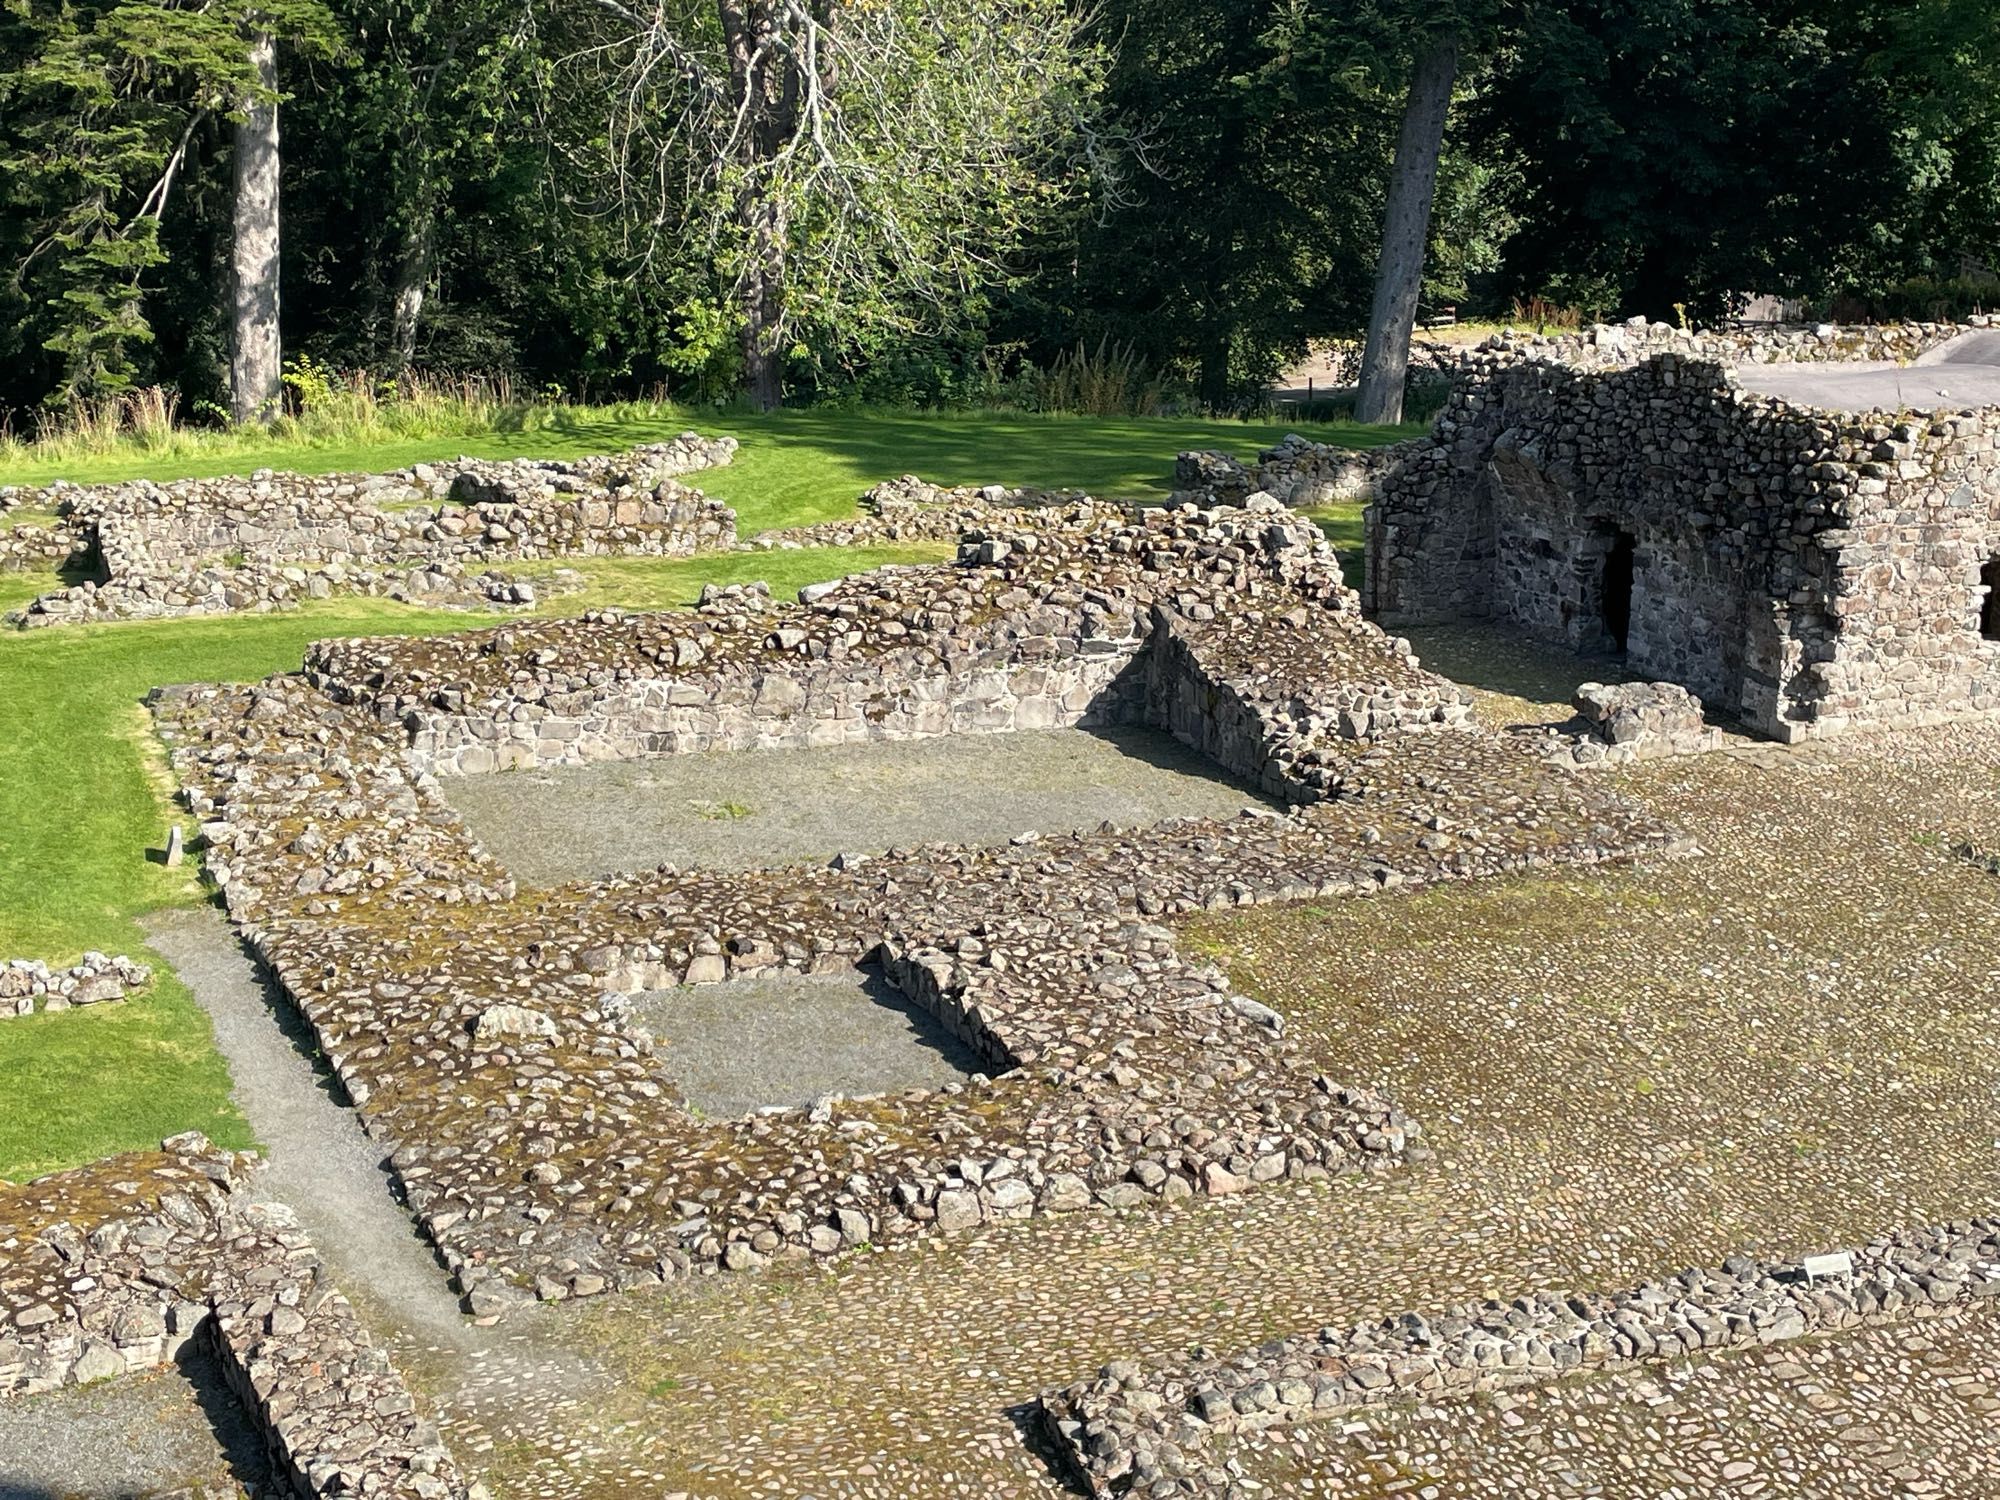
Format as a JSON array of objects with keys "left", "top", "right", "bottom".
[
  {"left": 1983, "top": 555, "right": 2000, "bottom": 640},
  {"left": 1601, "top": 532, "right": 1636, "bottom": 652}
]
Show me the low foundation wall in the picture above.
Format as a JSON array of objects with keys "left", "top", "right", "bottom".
[
  {"left": 1043, "top": 1216, "right": 2000, "bottom": 1495},
  {"left": 7, "top": 436, "right": 738, "bottom": 627},
  {"left": 0, "top": 1135, "right": 478, "bottom": 1499}
]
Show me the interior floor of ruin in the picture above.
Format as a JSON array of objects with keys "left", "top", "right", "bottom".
[{"left": 439, "top": 723, "right": 1277, "bottom": 885}]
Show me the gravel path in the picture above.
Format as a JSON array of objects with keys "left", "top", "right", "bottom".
[
  {"left": 143, "top": 906, "right": 469, "bottom": 1347},
  {"left": 442, "top": 725, "right": 1275, "bottom": 886},
  {"left": 1733, "top": 328, "right": 2000, "bottom": 411},
  {"left": 140, "top": 906, "right": 630, "bottom": 1491}
]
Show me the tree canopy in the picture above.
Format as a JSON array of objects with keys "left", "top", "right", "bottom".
[{"left": 2, "top": 0, "right": 1996, "bottom": 418}]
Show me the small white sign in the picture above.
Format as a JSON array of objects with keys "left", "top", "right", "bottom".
[{"left": 1802, "top": 1252, "right": 1855, "bottom": 1281}]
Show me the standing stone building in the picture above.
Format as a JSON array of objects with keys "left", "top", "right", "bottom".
[{"left": 1365, "top": 322, "right": 2000, "bottom": 741}]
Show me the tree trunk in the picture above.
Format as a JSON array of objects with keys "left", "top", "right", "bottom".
[
  {"left": 719, "top": 0, "right": 795, "bottom": 410},
  {"left": 1198, "top": 336, "right": 1233, "bottom": 412},
  {"left": 389, "top": 211, "right": 431, "bottom": 371},
  {"left": 1353, "top": 36, "right": 1459, "bottom": 427},
  {"left": 737, "top": 195, "right": 786, "bottom": 411},
  {"left": 230, "top": 32, "right": 282, "bottom": 425}
]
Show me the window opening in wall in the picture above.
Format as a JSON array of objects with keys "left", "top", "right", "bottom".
[
  {"left": 1982, "top": 554, "right": 2000, "bottom": 641},
  {"left": 1602, "top": 531, "right": 1636, "bottom": 653}
]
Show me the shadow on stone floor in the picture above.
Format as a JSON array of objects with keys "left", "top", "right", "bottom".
[
  {"left": 1003, "top": 1398, "right": 1093, "bottom": 1498},
  {"left": 0, "top": 1337, "right": 268, "bottom": 1500},
  {"left": 1398, "top": 622, "right": 1635, "bottom": 715}
]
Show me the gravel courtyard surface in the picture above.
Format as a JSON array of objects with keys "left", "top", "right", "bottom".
[
  {"left": 409, "top": 632, "right": 2000, "bottom": 1500},
  {"left": 0, "top": 1351, "right": 266, "bottom": 1498},
  {"left": 625, "top": 970, "right": 988, "bottom": 1118},
  {"left": 440, "top": 725, "right": 1275, "bottom": 885}
]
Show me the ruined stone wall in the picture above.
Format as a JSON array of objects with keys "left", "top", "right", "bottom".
[
  {"left": 1368, "top": 351, "right": 2000, "bottom": 740},
  {"left": 0, "top": 1135, "right": 478, "bottom": 1499},
  {"left": 6, "top": 435, "right": 737, "bottom": 626},
  {"left": 1808, "top": 410, "right": 2000, "bottom": 734},
  {"left": 1144, "top": 606, "right": 1471, "bottom": 802},
  {"left": 312, "top": 499, "right": 1471, "bottom": 791},
  {"left": 1044, "top": 1215, "right": 2000, "bottom": 1496},
  {"left": 1469, "top": 315, "right": 1986, "bottom": 374}
]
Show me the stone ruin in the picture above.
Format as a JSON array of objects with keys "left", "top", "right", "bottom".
[
  {"left": 1364, "top": 317, "right": 2000, "bottom": 743},
  {"left": 0, "top": 953, "right": 151, "bottom": 1018},
  {"left": 15, "top": 428, "right": 1996, "bottom": 1494},
  {"left": 138, "top": 494, "right": 1670, "bottom": 1328},
  {"left": 1, "top": 432, "right": 738, "bottom": 625}
]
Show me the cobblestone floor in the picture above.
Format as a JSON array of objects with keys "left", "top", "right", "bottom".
[
  {"left": 1215, "top": 1303, "right": 2000, "bottom": 1498},
  {"left": 415, "top": 631, "right": 2000, "bottom": 1499}
]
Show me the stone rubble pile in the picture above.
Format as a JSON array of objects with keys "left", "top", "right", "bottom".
[
  {"left": 741, "top": 473, "right": 1094, "bottom": 550},
  {"left": 1545, "top": 680, "right": 1724, "bottom": 767},
  {"left": 147, "top": 497, "right": 1678, "bottom": 1317},
  {"left": 4, "top": 435, "right": 737, "bottom": 628},
  {"left": 1042, "top": 1217, "right": 2000, "bottom": 1496},
  {"left": 1, "top": 953, "right": 152, "bottom": 1018},
  {"left": 1173, "top": 434, "right": 1425, "bottom": 509},
  {"left": 0, "top": 1133, "right": 478, "bottom": 1499}
]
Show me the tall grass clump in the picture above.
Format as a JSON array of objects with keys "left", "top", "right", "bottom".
[
  {"left": 0, "top": 360, "right": 709, "bottom": 473},
  {"left": 1507, "top": 295, "right": 1587, "bottom": 333},
  {"left": 1031, "top": 337, "right": 1163, "bottom": 417}
]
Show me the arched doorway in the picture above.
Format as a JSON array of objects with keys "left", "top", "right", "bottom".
[
  {"left": 1602, "top": 531, "right": 1636, "bottom": 653},
  {"left": 1982, "top": 554, "right": 2000, "bottom": 640}
]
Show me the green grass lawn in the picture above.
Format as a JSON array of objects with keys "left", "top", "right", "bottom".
[
  {"left": 0, "top": 407, "right": 1416, "bottom": 533},
  {"left": 0, "top": 409, "right": 1390, "bottom": 1182}
]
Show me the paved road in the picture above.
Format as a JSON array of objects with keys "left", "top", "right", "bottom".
[{"left": 1734, "top": 328, "right": 2000, "bottom": 411}]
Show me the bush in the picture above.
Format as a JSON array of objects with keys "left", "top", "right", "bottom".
[{"left": 1840, "top": 275, "right": 1998, "bottom": 324}]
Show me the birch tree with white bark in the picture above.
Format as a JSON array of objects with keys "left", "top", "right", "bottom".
[{"left": 546, "top": 0, "right": 1114, "bottom": 408}]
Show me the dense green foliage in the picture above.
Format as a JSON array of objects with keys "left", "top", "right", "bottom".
[
  {"left": 1481, "top": 0, "right": 2000, "bottom": 321},
  {"left": 2, "top": 0, "right": 1996, "bottom": 422}
]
